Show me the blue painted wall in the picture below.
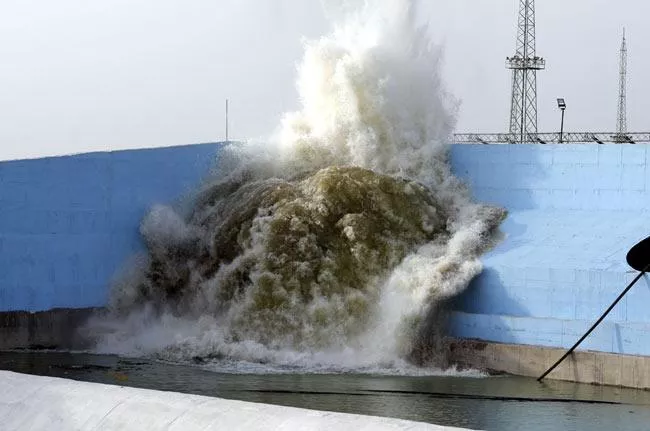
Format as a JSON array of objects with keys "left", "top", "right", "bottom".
[
  {"left": 3, "top": 142, "right": 650, "bottom": 357},
  {"left": 449, "top": 144, "right": 650, "bottom": 356},
  {"left": 0, "top": 144, "right": 220, "bottom": 312}
]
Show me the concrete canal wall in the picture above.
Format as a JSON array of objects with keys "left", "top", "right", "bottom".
[
  {"left": 0, "top": 144, "right": 220, "bottom": 348},
  {"left": 2, "top": 142, "right": 650, "bottom": 387},
  {"left": 0, "top": 144, "right": 220, "bottom": 312},
  {"left": 448, "top": 144, "right": 650, "bottom": 387},
  {"left": 449, "top": 144, "right": 650, "bottom": 354}
]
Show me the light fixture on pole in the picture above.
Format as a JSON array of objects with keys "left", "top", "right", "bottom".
[{"left": 557, "top": 98, "right": 566, "bottom": 143}]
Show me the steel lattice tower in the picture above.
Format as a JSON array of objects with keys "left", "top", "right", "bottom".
[
  {"left": 507, "top": 0, "right": 545, "bottom": 143},
  {"left": 616, "top": 29, "right": 628, "bottom": 140}
]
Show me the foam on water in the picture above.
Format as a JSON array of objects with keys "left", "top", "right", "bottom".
[{"left": 85, "top": 0, "right": 505, "bottom": 375}]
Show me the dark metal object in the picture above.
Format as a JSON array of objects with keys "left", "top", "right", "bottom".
[
  {"left": 538, "top": 237, "right": 650, "bottom": 382},
  {"left": 557, "top": 99, "right": 566, "bottom": 143},
  {"left": 627, "top": 236, "right": 650, "bottom": 272},
  {"left": 507, "top": 0, "right": 545, "bottom": 143}
]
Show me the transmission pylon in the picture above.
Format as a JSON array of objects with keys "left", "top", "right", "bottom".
[
  {"left": 507, "top": 0, "right": 545, "bottom": 143},
  {"left": 615, "top": 29, "right": 628, "bottom": 141}
]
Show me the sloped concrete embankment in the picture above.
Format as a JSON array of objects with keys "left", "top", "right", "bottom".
[
  {"left": 448, "top": 144, "right": 650, "bottom": 387},
  {"left": 0, "top": 371, "right": 469, "bottom": 431}
]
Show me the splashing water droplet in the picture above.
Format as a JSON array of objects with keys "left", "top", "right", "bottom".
[{"left": 85, "top": 0, "right": 506, "bottom": 374}]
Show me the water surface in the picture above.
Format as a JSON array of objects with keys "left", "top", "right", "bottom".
[{"left": 2, "top": 351, "right": 650, "bottom": 430}]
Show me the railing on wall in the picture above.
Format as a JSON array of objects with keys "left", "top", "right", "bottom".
[{"left": 454, "top": 132, "right": 650, "bottom": 144}]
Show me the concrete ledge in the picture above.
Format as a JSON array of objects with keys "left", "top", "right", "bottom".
[
  {"left": 0, "top": 371, "right": 468, "bottom": 431},
  {"left": 447, "top": 338, "right": 650, "bottom": 389},
  {"left": 0, "top": 308, "right": 98, "bottom": 350}
]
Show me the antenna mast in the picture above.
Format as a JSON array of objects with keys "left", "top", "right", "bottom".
[
  {"left": 616, "top": 29, "right": 628, "bottom": 141},
  {"left": 225, "top": 99, "right": 229, "bottom": 143},
  {"left": 507, "top": 0, "right": 545, "bottom": 143}
]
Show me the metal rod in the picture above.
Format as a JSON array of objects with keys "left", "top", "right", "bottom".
[
  {"left": 538, "top": 264, "right": 650, "bottom": 382},
  {"left": 559, "top": 109, "right": 565, "bottom": 143}
]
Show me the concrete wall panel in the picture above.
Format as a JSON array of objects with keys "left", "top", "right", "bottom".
[
  {"left": 2, "top": 142, "right": 650, "bottom": 357},
  {"left": 0, "top": 144, "right": 220, "bottom": 312},
  {"left": 449, "top": 144, "right": 650, "bottom": 355}
]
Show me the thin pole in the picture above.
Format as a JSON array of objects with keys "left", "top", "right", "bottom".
[
  {"left": 559, "top": 109, "right": 565, "bottom": 143},
  {"left": 520, "top": 0, "right": 529, "bottom": 144},
  {"left": 225, "top": 99, "right": 229, "bottom": 143},
  {"left": 538, "top": 264, "right": 650, "bottom": 382}
]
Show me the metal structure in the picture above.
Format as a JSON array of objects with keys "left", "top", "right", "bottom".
[
  {"left": 615, "top": 29, "right": 628, "bottom": 142},
  {"left": 454, "top": 3, "right": 648, "bottom": 145},
  {"left": 454, "top": 132, "right": 650, "bottom": 145},
  {"left": 507, "top": 0, "right": 545, "bottom": 143},
  {"left": 557, "top": 98, "right": 566, "bottom": 143}
]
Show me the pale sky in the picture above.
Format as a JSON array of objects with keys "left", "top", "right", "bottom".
[{"left": 1, "top": 0, "right": 649, "bottom": 160}]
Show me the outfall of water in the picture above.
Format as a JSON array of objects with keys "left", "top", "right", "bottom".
[{"left": 84, "top": 0, "right": 506, "bottom": 373}]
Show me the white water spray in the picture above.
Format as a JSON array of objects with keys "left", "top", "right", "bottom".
[{"left": 86, "top": 0, "right": 505, "bottom": 374}]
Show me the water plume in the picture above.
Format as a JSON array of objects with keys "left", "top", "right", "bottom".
[{"left": 87, "top": 0, "right": 506, "bottom": 373}]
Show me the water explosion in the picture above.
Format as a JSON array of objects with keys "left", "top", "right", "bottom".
[{"left": 89, "top": 0, "right": 506, "bottom": 372}]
